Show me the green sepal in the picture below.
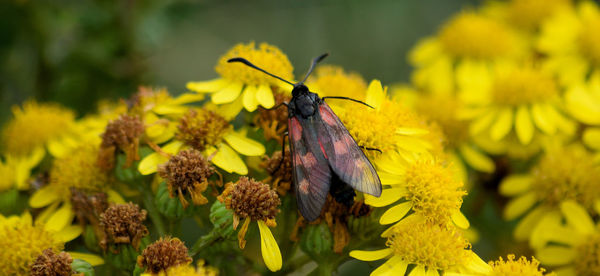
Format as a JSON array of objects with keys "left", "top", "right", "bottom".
[
  {"left": 0, "top": 188, "right": 19, "bottom": 214},
  {"left": 83, "top": 225, "right": 102, "bottom": 253},
  {"left": 300, "top": 222, "right": 333, "bottom": 262},
  {"left": 71, "top": 259, "right": 95, "bottom": 276},
  {"left": 114, "top": 147, "right": 153, "bottom": 183},
  {"left": 209, "top": 200, "right": 235, "bottom": 239},
  {"left": 104, "top": 236, "right": 150, "bottom": 271},
  {"left": 155, "top": 181, "right": 196, "bottom": 219}
]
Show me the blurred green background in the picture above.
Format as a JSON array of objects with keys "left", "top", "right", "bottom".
[{"left": 0, "top": 0, "right": 478, "bottom": 123}]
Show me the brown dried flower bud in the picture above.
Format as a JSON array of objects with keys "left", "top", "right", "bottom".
[
  {"left": 260, "top": 149, "right": 293, "bottom": 196},
  {"left": 219, "top": 177, "right": 280, "bottom": 222},
  {"left": 100, "top": 202, "right": 149, "bottom": 250},
  {"left": 158, "top": 149, "right": 214, "bottom": 208},
  {"left": 98, "top": 114, "right": 145, "bottom": 170},
  {"left": 137, "top": 237, "right": 193, "bottom": 274},
  {"left": 29, "top": 248, "right": 73, "bottom": 276},
  {"left": 177, "top": 109, "right": 231, "bottom": 151},
  {"left": 71, "top": 188, "right": 109, "bottom": 225},
  {"left": 254, "top": 92, "right": 290, "bottom": 143}
]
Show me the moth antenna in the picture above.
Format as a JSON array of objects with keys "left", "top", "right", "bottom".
[
  {"left": 227, "top": 57, "right": 295, "bottom": 86},
  {"left": 300, "top": 53, "right": 329, "bottom": 84}
]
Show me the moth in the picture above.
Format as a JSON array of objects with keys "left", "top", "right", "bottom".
[{"left": 228, "top": 54, "right": 382, "bottom": 221}]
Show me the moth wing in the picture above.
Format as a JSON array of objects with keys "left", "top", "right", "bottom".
[
  {"left": 288, "top": 116, "right": 332, "bottom": 221},
  {"left": 316, "top": 103, "right": 382, "bottom": 197}
]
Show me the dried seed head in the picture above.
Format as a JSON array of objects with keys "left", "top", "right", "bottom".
[
  {"left": 255, "top": 92, "right": 290, "bottom": 143},
  {"left": 158, "top": 149, "right": 214, "bottom": 208},
  {"left": 220, "top": 177, "right": 281, "bottom": 222},
  {"left": 260, "top": 149, "right": 292, "bottom": 196},
  {"left": 29, "top": 249, "right": 73, "bottom": 276},
  {"left": 137, "top": 237, "right": 192, "bottom": 274},
  {"left": 70, "top": 188, "right": 109, "bottom": 226},
  {"left": 177, "top": 109, "right": 231, "bottom": 151},
  {"left": 100, "top": 202, "right": 149, "bottom": 250},
  {"left": 98, "top": 114, "right": 145, "bottom": 170}
]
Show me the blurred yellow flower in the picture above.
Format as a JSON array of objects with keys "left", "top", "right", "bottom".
[
  {"left": 535, "top": 200, "right": 600, "bottom": 276},
  {"left": 350, "top": 215, "right": 490, "bottom": 276},
  {"left": 564, "top": 71, "right": 600, "bottom": 126},
  {"left": 138, "top": 108, "right": 265, "bottom": 175},
  {"left": 499, "top": 143, "right": 600, "bottom": 246},
  {"left": 187, "top": 42, "right": 293, "bottom": 113},
  {"left": 484, "top": 0, "right": 572, "bottom": 31}
]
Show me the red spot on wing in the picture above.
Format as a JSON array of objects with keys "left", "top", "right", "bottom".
[
  {"left": 334, "top": 140, "right": 348, "bottom": 155},
  {"left": 302, "top": 152, "right": 317, "bottom": 168},
  {"left": 319, "top": 140, "right": 328, "bottom": 159},
  {"left": 319, "top": 105, "right": 337, "bottom": 126},
  {"left": 299, "top": 179, "right": 310, "bottom": 194},
  {"left": 289, "top": 117, "right": 303, "bottom": 142}
]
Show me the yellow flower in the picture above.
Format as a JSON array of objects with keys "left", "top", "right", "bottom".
[
  {"left": 0, "top": 212, "right": 102, "bottom": 275},
  {"left": 143, "top": 261, "right": 218, "bottom": 276},
  {"left": 535, "top": 200, "right": 600, "bottom": 276},
  {"left": 365, "top": 154, "right": 469, "bottom": 230},
  {"left": 409, "top": 11, "right": 524, "bottom": 94},
  {"left": 458, "top": 62, "right": 575, "bottom": 145},
  {"left": 350, "top": 215, "right": 491, "bottom": 276},
  {"left": 538, "top": 1, "right": 600, "bottom": 86},
  {"left": 489, "top": 254, "right": 549, "bottom": 276},
  {"left": 29, "top": 144, "right": 124, "bottom": 237},
  {"left": 306, "top": 65, "right": 367, "bottom": 103},
  {"left": 217, "top": 177, "right": 282, "bottom": 272},
  {"left": 483, "top": 0, "right": 572, "bottom": 31},
  {"left": 564, "top": 71, "right": 600, "bottom": 126},
  {"left": 499, "top": 143, "right": 600, "bottom": 246},
  {"left": 187, "top": 42, "right": 294, "bottom": 114},
  {"left": 138, "top": 108, "right": 265, "bottom": 175}
]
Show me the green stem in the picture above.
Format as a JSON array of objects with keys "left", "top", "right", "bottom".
[
  {"left": 190, "top": 230, "right": 222, "bottom": 257},
  {"left": 280, "top": 254, "right": 312, "bottom": 274},
  {"left": 139, "top": 186, "right": 166, "bottom": 237},
  {"left": 309, "top": 261, "right": 334, "bottom": 276}
]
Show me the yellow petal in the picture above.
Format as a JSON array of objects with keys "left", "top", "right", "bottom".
[
  {"left": 216, "top": 96, "right": 245, "bottom": 121},
  {"left": 529, "top": 210, "right": 561, "bottom": 249},
  {"left": 186, "top": 78, "right": 228, "bottom": 93},
  {"left": 257, "top": 220, "right": 282, "bottom": 272},
  {"left": 29, "top": 185, "right": 60, "bottom": 208},
  {"left": 470, "top": 110, "right": 497, "bottom": 136},
  {"left": 565, "top": 85, "right": 600, "bottom": 124},
  {"left": 451, "top": 210, "right": 470, "bottom": 229},
  {"left": 366, "top": 80, "right": 385, "bottom": 109},
  {"left": 536, "top": 246, "right": 575, "bottom": 266},
  {"left": 515, "top": 105, "right": 534, "bottom": 144},
  {"left": 499, "top": 175, "right": 532, "bottom": 196},
  {"left": 490, "top": 108, "right": 513, "bottom": 141},
  {"left": 396, "top": 127, "right": 429, "bottom": 136},
  {"left": 212, "top": 81, "right": 243, "bottom": 104},
  {"left": 242, "top": 85, "right": 259, "bottom": 112},
  {"left": 504, "top": 191, "right": 537, "bottom": 220},
  {"left": 364, "top": 187, "right": 406, "bottom": 207},
  {"left": 223, "top": 132, "right": 266, "bottom": 156},
  {"left": 458, "top": 144, "right": 494, "bottom": 173},
  {"left": 371, "top": 256, "right": 408, "bottom": 276},
  {"left": 45, "top": 202, "right": 74, "bottom": 232},
  {"left": 553, "top": 266, "right": 576, "bottom": 276},
  {"left": 170, "top": 92, "right": 205, "bottom": 104},
  {"left": 583, "top": 127, "right": 600, "bottom": 150},
  {"left": 54, "top": 225, "right": 82, "bottom": 243},
  {"left": 107, "top": 189, "right": 125, "bottom": 204},
  {"left": 378, "top": 171, "right": 404, "bottom": 185},
  {"left": 425, "top": 267, "right": 439, "bottom": 276},
  {"left": 514, "top": 205, "right": 546, "bottom": 241},
  {"left": 379, "top": 201, "right": 413, "bottom": 225},
  {"left": 211, "top": 144, "right": 248, "bottom": 175},
  {"left": 256, "top": 84, "right": 275, "bottom": 108},
  {"left": 349, "top": 248, "right": 393, "bottom": 261},
  {"left": 560, "top": 200, "right": 595, "bottom": 235},
  {"left": 138, "top": 141, "right": 183, "bottom": 175},
  {"left": 36, "top": 202, "right": 60, "bottom": 225},
  {"left": 531, "top": 103, "right": 556, "bottom": 135},
  {"left": 408, "top": 265, "right": 425, "bottom": 276},
  {"left": 68, "top": 252, "right": 105, "bottom": 266}
]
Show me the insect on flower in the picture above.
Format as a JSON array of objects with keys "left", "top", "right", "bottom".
[{"left": 228, "top": 53, "right": 382, "bottom": 221}]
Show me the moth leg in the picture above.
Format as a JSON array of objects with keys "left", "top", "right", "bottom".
[
  {"left": 359, "top": 146, "right": 382, "bottom": 153},
  {"left": 321, "top": 96, "right": 374, "bottom": 109},
  {"left": 272, "top": 131, "right": 289, "bottom": 174}
]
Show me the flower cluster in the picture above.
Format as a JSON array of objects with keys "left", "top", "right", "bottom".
[{"left": 2, "top": 1, "right": 600, "bottom": 274}]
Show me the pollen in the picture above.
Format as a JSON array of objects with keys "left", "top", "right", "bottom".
[
  {"left": 0, "top": 216, "right": 62, "bottom": 275},
  {"left": 574, "top": 232, "right": 600, "bottom": 276},
  {"left": 489, "top": 254, "right": 547, "bottom": 276},
  {"left": 386, "top": 221, "right": 471, "bottom": 271},
  {"left": 177, "top": 108, "right": 231, "bottom": 151},
  {"left": 340, "top": 99, "right": 446, "bottom": 158},
  {"left": 492, "top": 67, "right": 558, "bottom": 106},
  {"left": 439, "top": 12, "right": 515, "bottom": 59},
  {"left": 530, "top": 144, "right": 600, "bottom": 211},
  {"left": 50, "top": 144, "right": 110, "bottom": 200},
  {"left": 158, "top": 149, "right": 214, "bottom": 208},
  {"left": 405, "top": 159, "right": 466, "bottom": 224},
  {"left": 1, "top": 101, "right": 75, "bottom": 156},
  {"left": 415, "top": 93, "right": 469, "bottom": 148},
  {"left": 308, "top": 65, "right": 367, "bottom": 101},
  {"left": 29, "top": 249, "right": 73, "bottom": 276},
  {"left": 98, "top": 114, "right": 145, "bottom": 170},
  {"left": 507, "top": 0, "right": 570, "bottom": 29},
  {"left": 216, "top": 42, "right": 294, "bottom": 86},
  {"left": 137, "top": 237, "right": 193, "bottom": 274},
  {"left": 219, "top": 177, "right": 281, "bottom": 222},
  {"left": 578, "top": 10, "right": 600, "bottom": 65},
  {"left": 99, "top": 202, "right": 149, "bottom": 250}
]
